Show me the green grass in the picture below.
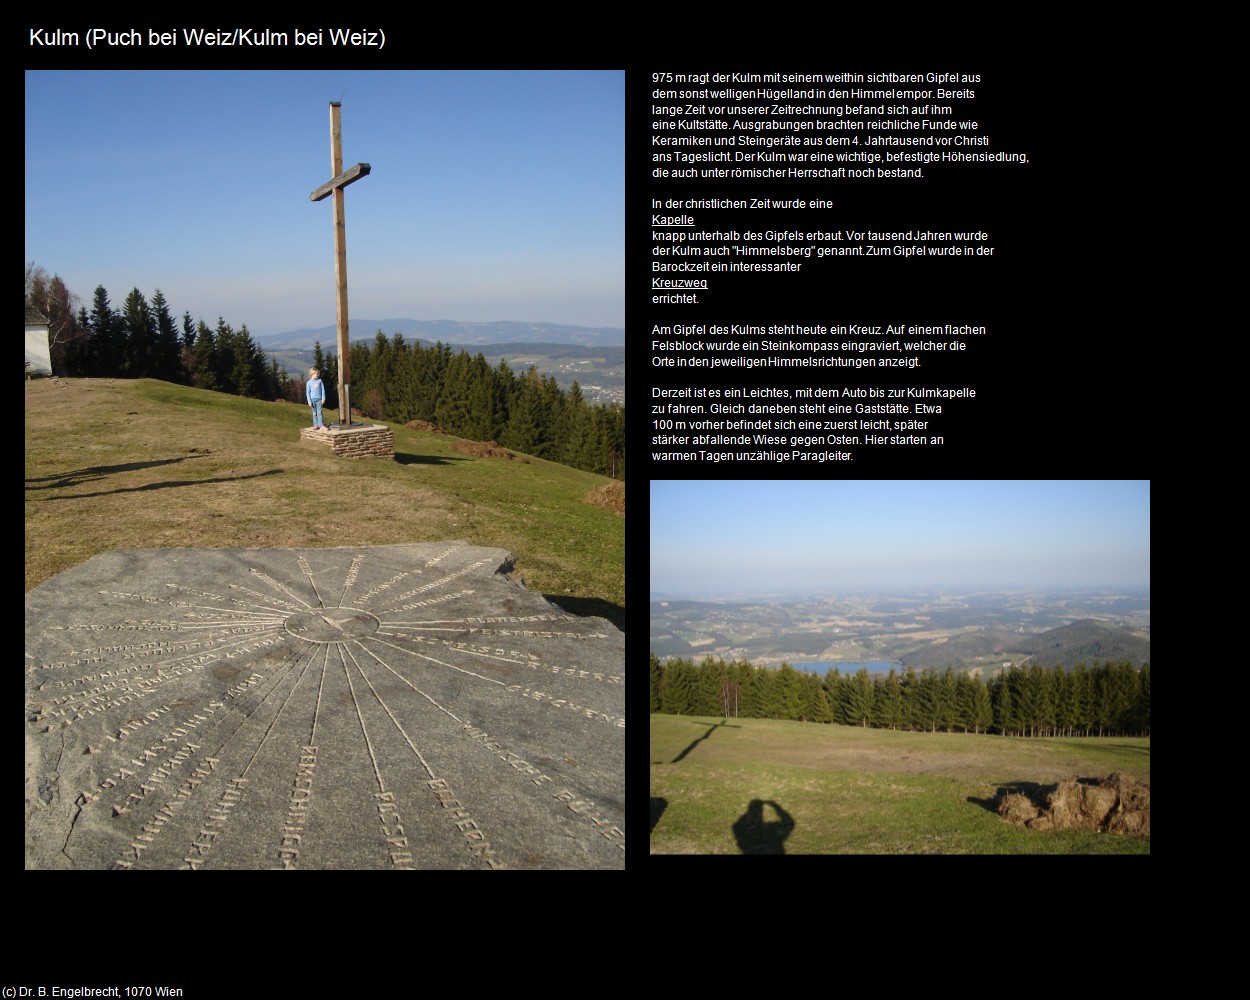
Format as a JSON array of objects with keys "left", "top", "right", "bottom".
[
  {"left": 650, "top": 714, "right": 1149, "bottom": 854},
  {"left": 25, "top": 378, "right": 624, "bottom": 629}
]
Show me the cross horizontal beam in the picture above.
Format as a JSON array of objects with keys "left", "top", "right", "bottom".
[{"left": 309, "top": 163, "right": 372, "bottom": 203}]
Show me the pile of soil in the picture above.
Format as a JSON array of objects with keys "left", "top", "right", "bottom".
[
  {"left": 584, "top": 481, "right": 624, "bottom": 515},
  {"left": 404, "top": 420, "right": 445, "bottom": 434},
  {"left": 998, "top": 773, "right": 1149, "bottom": 838},
  {"left": 449, "top": 440, "right": 527, "bottom": 462}
]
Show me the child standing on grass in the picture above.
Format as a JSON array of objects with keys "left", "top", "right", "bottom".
[{"left": 307, "top": 368, "right": 326, "bottom": 429}]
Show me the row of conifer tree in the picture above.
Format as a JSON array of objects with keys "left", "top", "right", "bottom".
[
  {"left": 650, "top": 655, "right": 1150, "bottom": 737},
  {"left": 38, "top": 280, "right": 625, "bottom": 479}
]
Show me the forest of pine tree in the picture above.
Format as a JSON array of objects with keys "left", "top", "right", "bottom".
[
  {"left": 27, "top": 270, "right": 625, "bottom": 480},
  {"left": 649, "top": 654, "right": 1150, "bottom": 738}
]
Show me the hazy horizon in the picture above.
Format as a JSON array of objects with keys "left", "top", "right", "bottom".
[{"left": 650, "top": 480, "right": 1150, "bottom": 598}]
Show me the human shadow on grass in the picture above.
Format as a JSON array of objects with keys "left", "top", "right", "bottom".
[
  {"left": 671, "top": 718, "right": 740, "bottom": 763},
  {"left": 967, "top": 780, "right": 1059, "bottom": 814},
  {"left": 34, "top": 469, "right": 282, "bottom": 501},
  {"left": 650, "top": 797, "right": 667, "bottom": 833},
  {"left": 26, "top": 455, "right": 208, "bottom": 491},
  {"left": 733, "top": 800, "right": 795, "bottom": 855}
]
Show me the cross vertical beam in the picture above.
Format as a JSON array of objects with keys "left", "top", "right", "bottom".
[{"left": 310, "top": 101, "right": 370, "bottom": 427}]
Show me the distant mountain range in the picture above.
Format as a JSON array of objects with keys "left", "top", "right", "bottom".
[{"left": 257, "top": 319, "right": 624, "bottom": 351}]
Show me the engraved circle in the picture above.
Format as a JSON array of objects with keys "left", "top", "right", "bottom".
[{"left": 285, "top": 607, "right": 381, "bottom": 642}]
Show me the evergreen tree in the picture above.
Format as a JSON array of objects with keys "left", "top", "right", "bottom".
[
  {"left": 809, "top": 673, "right": 833, "bottom": 724},
  {"left": 191, "top": 320, "right": 218, "bottom": 390},
  {"left": 121, "top": 288, "right": 154, "bottom": 376},
  {"left": 87, "top": 285, "right": 120, "bottom": 376},
  {"left": 873, "top": 668, "right": 903, "bottom": 729},
  {"left": 900, "top": 665, "right": 921, "bottom": 731},
  {"left": 774, "top": 663, "right": 804, "bottom": 721},
  {"left": 149, "top": 289, "right": 183, "bottom": 383},
  {"left": 1131, "top": 664, "right": 1150, "bottom": 736},
  {"left": 649, "top": 654, "right": 664, "bottom": 713},
  {"left": 841, "top": 668, "right": 874, "bottom": 727},
  {"left": 661, "top": 659, "right": 698, "bottom": 715},
  {"left": 991, "top": 670, "right": 1015, "bottom": 736},
  {"left": 696, "top": 658, "right": 728, "bottom": 717},
  {"left": 969, "top": 674, "right": 993, "bottom": 734},
  {"left": 746, "top": 667, "right": 775, "bottom": 719},
  {"left": 914, "top": 669, "right": 940, "bottom": 732}
]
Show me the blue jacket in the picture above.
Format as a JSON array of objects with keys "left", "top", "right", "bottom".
[{"left": 306, "top": 377, "right": 325, "bottom": 404}]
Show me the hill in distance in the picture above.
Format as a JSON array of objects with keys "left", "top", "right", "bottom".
[
  {"left": 258, "top": 319, "right": 624, "bottom": 351},
  {"left": 1021, "top": 619, "right": 1151, "bottom": 668}
]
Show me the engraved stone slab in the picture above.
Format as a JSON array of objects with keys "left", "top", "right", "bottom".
[{"left": 25, "top": 543, "right": 624, "bottom": 869}]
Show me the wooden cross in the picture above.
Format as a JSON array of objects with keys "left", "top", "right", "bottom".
[{"left": 310, "top": 101, "right": 370, "bottom": 427}]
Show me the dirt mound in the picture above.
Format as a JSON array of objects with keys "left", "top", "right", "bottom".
[
  {"left": 404, "top": 420, "right": 445, "bottom": 434},
  {"left": 449, "top": 440, "right": 527, "bottom": 462},
  {"left": 998, "top": 773, "right": 1149, "bottom": 838},
  {"left": 584, "top": 481, "right": 624, "bottom": 515}
]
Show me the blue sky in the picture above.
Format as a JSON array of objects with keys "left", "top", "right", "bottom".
[
  {"left": 25, "top": 70, "right": 624, "bottom": 337},
  {"left": 650, "top": 480, "right": 1150, "bottom": 597}
]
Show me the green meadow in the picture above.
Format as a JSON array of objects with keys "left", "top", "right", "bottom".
[
  {"left": 650, "top": 714, "right": 1149, "bottom": 854},
  {"left": 25, "top": 378, "right": 624, "bottom": 630}
]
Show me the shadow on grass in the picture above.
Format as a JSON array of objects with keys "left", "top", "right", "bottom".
[
  {"left": 650, "top": 797, "right": 667, "bottom": 833},
  {"left": 968, "top": 780, "right": 1059, "bottom": 814},
  {"left": 34, "top": 469, "right": 283, "bottom": 501},
  {"left": 733, "top": 799, "right": 795, "bottom": 855},
  {"left": 542, "top": 594, "right": 625, "bottom": 635},
  {"left": 672, "top": 718, "right": 741, "bottom": 763},
  {"left": 1098, "top": 742, "right": 1151, "bottom": 754},
  {"left": 26, "top": 455, "right": 208, "bottom": 491},
  {"left": 394, "top": 453, "right": 462, "bottom": 466}
]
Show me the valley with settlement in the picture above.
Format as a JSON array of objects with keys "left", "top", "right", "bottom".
[{"left": 650, "top": 588, "right": 1150, "bottom": 674}]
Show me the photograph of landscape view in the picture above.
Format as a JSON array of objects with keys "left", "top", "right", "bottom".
[{"left": 649, "top": 480, "right": 1150, "bottom": 854}]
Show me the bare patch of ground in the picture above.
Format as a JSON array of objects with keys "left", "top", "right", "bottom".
[
  {"left": 584, "top": 480, "right": 624, "bottom": 515},
  {"left": 449, "top": 440, "right": 527, "bottom": 462},
  {"left": 998, "top": 772, "right": 1149, "bottom": 838},
  {"left": 404, "top": 419, "right": 445, "bottom": 434}
]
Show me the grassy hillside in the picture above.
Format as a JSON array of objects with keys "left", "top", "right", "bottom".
[
  {"left": 25, "top": 378, "right": 624, "bottom": 628},
  {"left": 650, "top": 713, "right": 1149, "bottom": 854}
]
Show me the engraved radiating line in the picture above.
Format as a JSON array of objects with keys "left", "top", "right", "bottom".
[
  {"left": 179, "top": 579, "right": 305, "bottom": 614},
  {"left": 339, "top": 554, "right": 365, "bottom": 605},
  {"left": 342, "top": 643, "right": 437, "bottom": 779},
  {"left": 340, "top": 643, "right": 389, "bottom": 792},
  {"left": 424, "top": 543, "right": 465, "bottom": 566},
  {"left": 353, "top": 641, "right": 465, "bottom": 725},
  {"left": 355, "top": 571, "right": 415, "bottom": 603},
  {"left": 378, "top": 557, "right": 497, "bottom": 610},
  {"left": 174, "top": 621, "right": 286, "bottom": 631},
  {"left": 296, "top": 554, "right": 326, "bottom": 609},
  {"left": 179, "top": 604, "right": 292, "bottom": 620},
  {"left": 358, "top": 634, "right": 508, "bottom": 687},
  {"left": 225, "top": 582, "right": 306, "bottom": 612},
  {"left": 310, "top": 642, "right": 331, "bottom": 746},
  {"left": 34, "top": 627, "right": 294, "bottom": 713},
  {"left": 385, "top": 615, "right": 574, "bottom": 625},
  {"left": 249, "top": 568, "right": 317, "bottom": 609},
  {"left": 375, "top": 630, "right": 530, "bottom": 666},
  {"left": 233, "top": 645, "right": 317, "bottom": 780},
  {"left": 103, "top": 646, "right": 302, "bottom": 816}
]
